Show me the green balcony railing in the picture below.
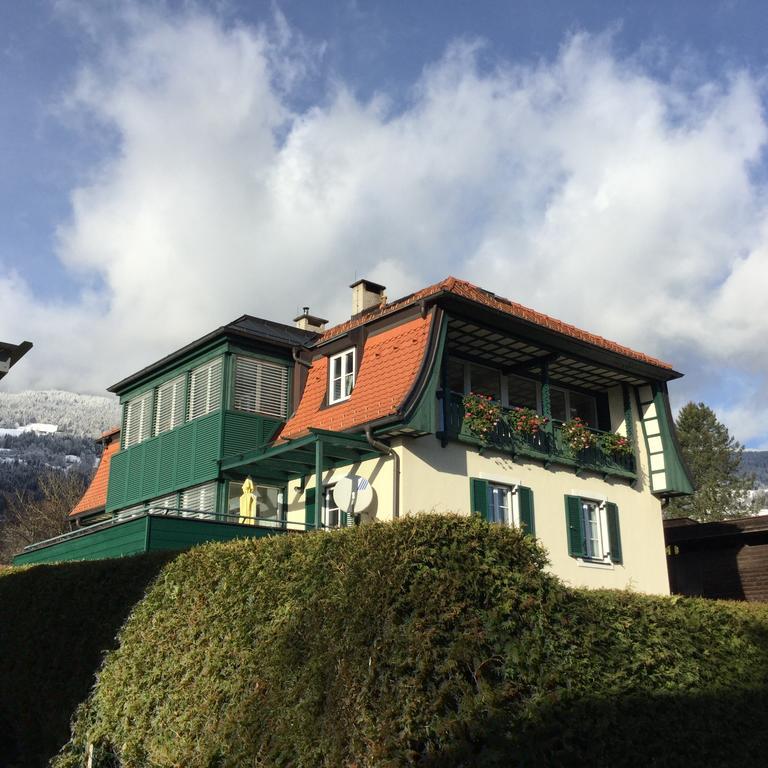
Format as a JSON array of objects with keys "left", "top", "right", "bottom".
[{"left": 439, "top": 391, "right": 636, "bottom": 479}]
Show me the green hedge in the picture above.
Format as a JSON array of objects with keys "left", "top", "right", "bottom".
[
  {"left": 0, "top": 554, "right": 174, "bottom": 768},
  {"left": 53, "top": 515, "right": 768, "bottom": 767}
]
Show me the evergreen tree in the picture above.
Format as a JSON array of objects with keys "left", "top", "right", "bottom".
[{"left": 666, "top": 402, "right": 755, "bottom": 521}]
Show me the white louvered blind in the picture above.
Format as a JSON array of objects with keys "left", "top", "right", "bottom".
[
  {"left": 148, "top": 493, "right": 179, "bottom": 514},
  {"left": 155, "top": 375, "right": 186, "bottom": 435},
  {"left": 188, "top": 358, "right": 223, "bottom": 421},
  {"left": 123, "top": 391, "right": 154, "bottom": 448},
  {"left": 115, "top": 504, "right": 145, "bottom": 520},
  {"left": 181, "top": 482, "right": 217, "bottom": 518},
  {"left": 233, "top": 356, "right": 288, "bottom": 418}
]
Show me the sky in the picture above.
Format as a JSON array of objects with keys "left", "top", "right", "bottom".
[{"left": 0, "top": 0, "right": 767, "bottom": 447}]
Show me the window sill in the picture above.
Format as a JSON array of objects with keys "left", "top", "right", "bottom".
[
  {"left": 575, "top": 557, "right": 615, "bottom": 570},
  {"left": 328, "top": 395, "right": 352, "bottom": 406}
]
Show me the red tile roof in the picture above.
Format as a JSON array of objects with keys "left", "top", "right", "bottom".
[
  {"left": 70, "top": 429, "right": 121, "bottom": 517},
  {"left": 319, "top": 276, "right": 673, "bottom": 370},
  {"left": 280, "top": 314, "right": 433, "bottom": 440}
]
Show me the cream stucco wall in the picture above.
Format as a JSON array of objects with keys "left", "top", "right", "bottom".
[{"left": 286, "top": 385, "right": 670, "bottom": 595}]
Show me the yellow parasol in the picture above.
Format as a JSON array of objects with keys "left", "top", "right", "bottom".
[{"left": 239, "top": 477, "right": 256, "bottom": 525}]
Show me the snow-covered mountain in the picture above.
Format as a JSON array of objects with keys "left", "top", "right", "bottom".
[{"left": 0, "top": 391, "right": 120, "bottom": 438}]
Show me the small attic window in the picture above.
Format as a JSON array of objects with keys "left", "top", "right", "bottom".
[{"left": 329, "top": 348, "right": 356, "bottom": 404}]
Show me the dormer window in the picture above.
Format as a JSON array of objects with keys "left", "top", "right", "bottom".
[{"left": 329, "top": 348, "right": 356, "bottom": 404}]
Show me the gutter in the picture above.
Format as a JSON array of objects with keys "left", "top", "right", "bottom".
[{"left": 365, "top": 427, "right": 400, "bottom": 520}]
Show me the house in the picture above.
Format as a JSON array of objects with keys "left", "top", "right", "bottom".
[
  {"left": 664, "top": 515, "right": 768, "bottom": 601},
  {"left": 14, "top": 277, "right": 692, "bottom": 593},
  {"left": 0, "top": 340, "right": 32, "bottom": 382}
]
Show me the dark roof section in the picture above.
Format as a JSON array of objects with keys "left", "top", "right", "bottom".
[
  {"left": 0, "top": 340, "right": 33, "bottom": 382},
  {"left": 665, "top": 515, "right": 768, "bottom": 543},
  {"left": 108, "top": 316, "right": 317, "bottom": 394}
]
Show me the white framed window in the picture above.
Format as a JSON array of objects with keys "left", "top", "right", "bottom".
[
  {"left": 489, "top": 483, "right": 516, "bottom": 526},
  {"left": 550, "top": 387, "right": 598, "bottom": 427},
  {"left": 233, "top": 356, "right": 288, "bottom": 418},
  {"left": 154, "top": 375, "right": 186, "bottom": 435},
  {"left": 181, "top": 482, "right": 218, "bottom": 519},
  {"left": 329, "top": 348, "right": 356, "bottom": 404},
  {"left": 446, "top": 357, "right": 542, "bottom": 412},
  {"left": 188, "top": 358, "right": 223, "bottom": 421},
  {"left": 581, "top": 500, "right": 604, "bottom": 559},
  {"left": 123, "top": 391, "right": 154, "bottom": 448}
]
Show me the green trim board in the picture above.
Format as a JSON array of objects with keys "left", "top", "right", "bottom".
[
  {"left": 400, "top": 313, "right": 449, "bottom": 435},
  {"left": 635, "top": 383, "right": 694, "bottom": 497},
  {"left": 118, "top": 345, "right": 228, "bottom": 402},
  {"left": 12, "top": 513, "right": 286, "bottom": 565}
]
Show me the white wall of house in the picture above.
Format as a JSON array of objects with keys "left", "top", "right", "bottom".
[{"left": 285, "top": 386, "right": 670, "bottom": 595}]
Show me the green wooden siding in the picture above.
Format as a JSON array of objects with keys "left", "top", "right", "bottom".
[
  {"left": 146, "top": 515, "right": 274, "bottom": 552},
  {"left": 221, "top": 411, "right": 282, "bottom": 458},
  {"left": 107, "top": 411, "right": 282, "bottom": 513},
  {"left": 13, "top": 517, "right": 149, "bottom": 565}
]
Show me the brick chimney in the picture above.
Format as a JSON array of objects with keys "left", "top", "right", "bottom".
[
  {"left": 294, "top": 307, "right": 328, "bottom": 332},
  {"left": 350, "top": 279, "right": 386, "bottom": 316}
]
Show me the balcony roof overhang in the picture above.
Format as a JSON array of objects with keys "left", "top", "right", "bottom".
[
  {"left": 441, "top": 299, "right": 680, "bottom": 388},
  {"left": 219, "top": 428, "right": 385, "bottom": 484}
]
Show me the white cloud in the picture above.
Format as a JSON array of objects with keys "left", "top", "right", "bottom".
[{"left": 2, "top": 7, "right": 767, "bottom": 444}]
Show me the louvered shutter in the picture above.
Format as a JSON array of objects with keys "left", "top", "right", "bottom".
[
  {"left": 606, "top": 502, "right": 623, "bottom": 564},
  {"left": 148, "top": 493, "right": 179, "bottom": 514},
  {"left": 188, "top": 358, "right": 223, "bottom": 421},
  {"left": 233, "top": 357, "right": 288, "bottom": 418},
  {"left": 470, "top": 478, "right": 489, "bottom": 520},
  {"left": 115, "top": 503, "right": 145, "bottom": 520},
  {"left": 305, "top": 487, "right": 316, "bottom": 529},
  {"left": 517, "top": 486, "right": 535, "bottom": 535},
  {"left": 155, "top": 375, "right": 186, "bottom": 435},
  {"left": 181, "top": 482, "right": 217, "bottom": 518},
  {"left": 124, "top": 391, "right": 153, "bottom": 448},
  {"left": 565, "top": 495, "right": 586, "bottom": 557}
]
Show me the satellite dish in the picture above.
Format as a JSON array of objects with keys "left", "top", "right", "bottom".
[{"left": 334, "top": 475, "right": 374, "bottom": 516}]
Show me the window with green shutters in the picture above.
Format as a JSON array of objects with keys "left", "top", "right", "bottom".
[
  {"left": 469, "top": 478, "right": 535, "bottom": 534},
  {"left": 565, "top": 495, "right": 622, "bottom": 563}
]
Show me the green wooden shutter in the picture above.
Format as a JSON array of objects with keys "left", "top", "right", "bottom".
[
  {"left": 470, "top": 478, "right": 489, "bottom": 520},
  {"left": 305, "top": 487, "right": 316, "bottom": 529},
  {"left": 517, "top": 486, "right": 535, "bottom": 535},
  {"left": 606, "top": 502, "right": 623, "bottom": 564},
  {"left": 565, "top": 495, "right": 586, "bottom": 557}
]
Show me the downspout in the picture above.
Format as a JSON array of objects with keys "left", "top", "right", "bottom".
[{"left": 365, "top": 427, "right": 400, "bottom": 520}]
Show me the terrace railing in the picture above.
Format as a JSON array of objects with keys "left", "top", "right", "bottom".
[{"left": 440, "top": 391, "right": 636, "bottom": 478}]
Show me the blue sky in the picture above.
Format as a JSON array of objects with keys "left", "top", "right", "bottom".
[{"left": 1, "top": 0, "right": 767, "bottom": 447}]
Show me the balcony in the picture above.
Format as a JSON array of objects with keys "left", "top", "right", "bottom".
[
  {"left": 439, "top": 392, "right": 636, "bottom": 480},
  {"left": 12, "top": 507, "right": 312, "bottom": 566}
]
